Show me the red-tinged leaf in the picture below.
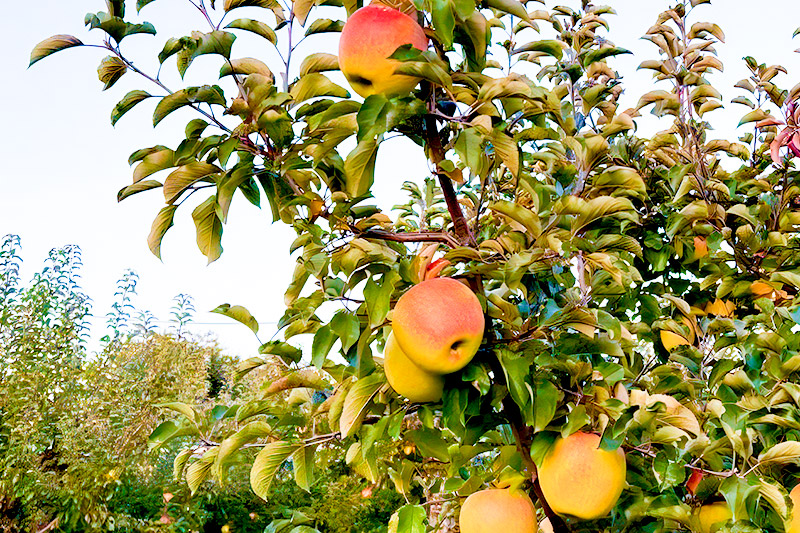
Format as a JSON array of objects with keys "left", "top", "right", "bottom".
[
  {"left": 755, "top": 117, "right": 784, "bottom": 128},
  {"left": 770, "top": 130, "right": 790, "bottom": 165},
  {"left": 29, "top": 35, "right": 83, "bottom": 66},
  {"left": 790, "top": 132, "right": 800, "bottom": 158}
]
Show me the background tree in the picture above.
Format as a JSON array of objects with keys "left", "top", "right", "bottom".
[{"left": 28, "top": 0, "right": 800, "bottom": 531}]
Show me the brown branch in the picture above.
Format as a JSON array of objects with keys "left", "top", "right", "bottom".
[
  {"left": 486, "top": 351, "right": 570, "bottom": 533},
  {"left": 359, "top": 228, "right": 460, "bottom": 248},
  {"left": 505, "top": 398, "right": 571, "bottom": 533},
  {"left": 422, "top": 109, "right": 475, "bottom": 246}
]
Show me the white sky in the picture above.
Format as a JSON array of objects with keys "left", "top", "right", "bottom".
[{"left": 2, "top": 0, "right": 798, "bottom": 357}]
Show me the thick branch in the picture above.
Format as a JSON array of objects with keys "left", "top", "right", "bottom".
[
  {"left": 422, "top": 114, "right": 475, "bottom": 246},
  {"left": 505, "top": 398, "right": 571, "bottom": 533}
]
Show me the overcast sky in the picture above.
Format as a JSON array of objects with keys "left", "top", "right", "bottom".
[{"left": 2, "top": 0, "right": 798, "bottom": 357}]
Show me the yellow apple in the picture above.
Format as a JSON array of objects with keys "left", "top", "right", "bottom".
[
  {"left": 538, "top": 431, "right": 626, "bottom": 520},
  {"left": 383, "top": 332, "right": 444, "bottom": 403},
  {"left": 788, "top": 484, "right": 800, "bottom": 533},
  {"left": 459, "top": 488, "right": 537, "bottom": 533},
  {"left": 392, "top": 277, "right": 484, "bottom": 374},
  {"left": 338, "top": 4, "right": 428, "bottom": 98},
  {"left": 694, "top": 502, "right": 732, "bottom": 533}
]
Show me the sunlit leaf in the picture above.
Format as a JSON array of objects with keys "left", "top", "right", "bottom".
[
  {"left": 250, "top": 441, "right": 300, "bottom": 499},
  {"left": 211, "top": 303, "right": 259, "bottom": 334}
]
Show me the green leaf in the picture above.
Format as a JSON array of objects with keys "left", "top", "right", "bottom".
[
  {"left": 363, "top": 273, "right": 399, "bottom": 327},
  {"left": 117, "top": 179, "right": 162, "bottom": 202},
  {"left": 29, "top": 35, "right": 83, "bottom": 67},
  {"left": 290, "top": 73, "right": 350, "bottom": 102},
  {"left": 97, "top": 55, "right": 127, "bottom": 90},
  {"left": 486, "top": 0, "right": 530, "bottom": 21},
  {"left": 137, "top": 0, "right": 158, "bottom": 12},
  {"left": 395, "top": 504, "right": 426, "bottom": 533},
  {"left": 158, "top": 401, "right": 199, "bottom": 423},
  {"left": 582, "top": 46, "right": 631, "bottom": 67},
  {"left": 153, "top": 85, "right": 226, "bottom": 126},
  {"left": 211, "top": 303, "right": 259, "bottom": 334},
  {"left": 132, "top": 148, "right": 175, "bottom": 182},
  {"left": 344, "top": 137, "right": 380, "bottom": 198},
  {"left": 488, "top": 129, "right": 519, "bottom": 177},
  {"left": 533, "top": 379, "right": 558, "bottom": 432},
  {"left": 186, "top": 447, "right": 219, "bottom": 494},
  {"left": 331, "top": 311, "right": 360, "bottom": 352},
  {"left": 173, "top": 449, "right": 193, "bottom": 481},
  {"left": 299, "top": 53, "right": 339, "bottom": 76},
  {"left": 147, "top": 205, "right": 177, "bottom": 259},
  {"left": 250, "top": 441, "right": 300, "bottom": 500},
  {"left": 111, "top": 90, "right": 152, "bottom": 125},
  {"left": 490, "top": 200, "right": 540, "bottom": 237},
  {"left": 213, "top": 421, "right": 272, "bottom": 482},
  {"left": 512, "top": 39, "right": 564, "bottom": 59},
  {"left": 292, "top": 444, "right": 316, "bottom": 491},
  {"left": 340, "top": 374, "right": 384, "bottom": 437},
  {"left": 305, "top": 19, "right": 344, "bottom": 36},
  {"left": 312, "top": 324, "right": 336, "bottom": 368},
  {"left": 225, "top": 0, "right": 281, "bottom": 10},
  {"left": 758, "top": 441, "right": 800, "bottom": 464},
  {"left": 147, "top": 420, "right": 180, "bottom": 449},
  {"left": 192, "top": 195, "right": 224, "bottom": 263},
  {"left": 259, "top": 341, "right": 303, "bottom": 364},
  {"left": 164, "top": 162, "right": 221, "bottom": 204},
  {"left": 85, "top": 12, "right": 156, "bottom": 43},
  {"left": 406, "top": 427, "right": 450, "bottom": 461},
  {"left": 195, "top": 31, "right": 237, "bottom": 59},
  {"left": 431, "top": 0, "right": 455, "bottom": 48},
  {"left": 293, "top": 0, "right": 315, "bottom": 25},
  {"left": 225, "top": 18, "right": 278, "bottom": 44}
]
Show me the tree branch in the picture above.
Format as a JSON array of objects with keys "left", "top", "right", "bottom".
[
  {"left": 422, "top": 109, "right": 475, "bottom": 246},
  {"left": 358, "top": 228, "right": 460, "bottom": 248}
]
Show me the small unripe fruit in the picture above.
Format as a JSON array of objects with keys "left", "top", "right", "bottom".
[
  {"left": 459, "top": 488, "right": 537, "bottom": 533},
  {"left": 338, "top": 4, "right": 428, "bottom": 98}
]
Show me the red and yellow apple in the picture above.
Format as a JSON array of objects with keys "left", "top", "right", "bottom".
[
  {"left": 392, "top": 277, "right": 484, "bottom": 374},
  {"left": 459, "top": 488, "right": 537, "bottom": 533},
  {"left": 538, "top": 431, "right": 626, "bottom": 520},
  {"left": 694, "top": 502, "right": 732, "bottom": 533},
  {"left": 338, "top": 3, "right": 428, "bottom": 98},
  {"left": 383, "top": 332, "right": 444, "bottom": 403}
]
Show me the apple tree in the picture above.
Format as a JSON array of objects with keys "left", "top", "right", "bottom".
[{"left": 30, "top": 0, "right": 800, "bottom": 530}]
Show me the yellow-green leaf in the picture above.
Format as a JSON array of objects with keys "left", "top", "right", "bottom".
[
  {"left": 250, "top": 441, "right": 300, "bottom": 500},
  {"left": 29, "top": 35, "right": 83, "bottom": 66}
]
